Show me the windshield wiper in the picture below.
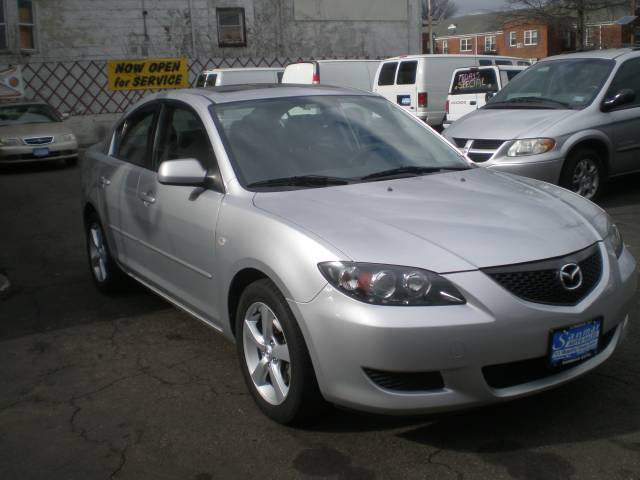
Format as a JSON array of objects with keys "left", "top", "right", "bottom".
[
  {"left": 485, "top": 96, "right": 571, "bottom": 109},
  {"left": 360, "top": 166, "right": 469, "bottom": 181},
  {"left": 247, "top": 175, "right": 353, "bottom": 188}
]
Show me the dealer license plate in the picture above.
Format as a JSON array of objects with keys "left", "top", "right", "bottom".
[
  {"left": 549, "top": 319, "right": 601, "bottom": 367},
  {"left": 32, "top": 147, "right": 50, "bottom": 157}
]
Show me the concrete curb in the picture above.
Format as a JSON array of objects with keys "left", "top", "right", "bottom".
[{"left": 0, "top": 273, "right": 10, "bottom": 299}]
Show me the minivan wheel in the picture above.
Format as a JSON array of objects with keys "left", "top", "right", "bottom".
[
  {"left": 235, "top": 279, "right": 324, "bottom": 424},
  {"left": 560, "top": 148, "right": 604, "bottom": 200},
  {"left": 85, "top": 213, "right": 127, "bottom": 293}
]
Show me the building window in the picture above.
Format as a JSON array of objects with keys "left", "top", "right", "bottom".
[
  {"left": 584, "top": 26, "right": 594, "bottom": 48},
  {"left": 0, "top": 2, "right": 6, "bottom": 50},
  {"left": 485, "top": 35, "right": 496, "bottom": 52},
  {"left": 442, "top": 39, "right": 448, "bottom": 53},
  {"left": 216, "top": 8, "right": 246, "bottom": 47},
  {"left": 460, "top": 38, "right": 472, "bottom": 52},
  {"left": 563, "top": 30, "right": 572, "bottom": 49},
  {"left": 509, "top": 31, "right": 517, "bottom": 47},
  {"left": 524, "top": 29, "right": 538, "bottom": 46},
  {"left": 18, "top": 0, "right": 35, "bottom": 50}
]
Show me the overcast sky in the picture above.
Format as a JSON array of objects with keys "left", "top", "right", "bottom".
[{"left": 456, "top": 0, "right": 507, "bottom": 15}]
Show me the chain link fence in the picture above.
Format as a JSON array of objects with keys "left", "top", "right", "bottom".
[{"left": 20, "top": 56, "right": 304, "bottom": 116}]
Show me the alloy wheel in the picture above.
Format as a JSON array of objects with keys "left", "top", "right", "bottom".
[
  {"left": 88, "top": 223, "right": 108, "bottom": 282},
  {"left": 571, "top": 158, "right": 600, "bottom": 199},
  {"left": 242, "top": 302, "right": 291, "bottom": 405}
]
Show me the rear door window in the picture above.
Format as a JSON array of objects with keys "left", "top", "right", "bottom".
[
  {"left": 396, "top": 61, "right": 418, "bottom": 85},
  {"left": 451, "top": 69, "right": 498, "bottom": 94},
  {"left": 479, "top": 59, "right": 492, "bottom": 66},
  {"left": 495, "top": 60, "right": 514, "bottom": 66},
  {"left": 377, "top": 62, "right": 398, "bottom": 86}
]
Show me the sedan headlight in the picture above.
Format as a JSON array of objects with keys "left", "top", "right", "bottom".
[
  {"left": 318, "top": 262, "right": 466, "bottom": 306},
  {"left": 62, "top": 133, "right": 76, "bottom": 142},
  {"left": 0, "top": 137, "right": 21, "bottom": 146},
  {"left": 507, "top": 138, "right": 555, "bottom": 157},
  {"left": 606, "top": 221, "right": 624, "bottom": 258}
]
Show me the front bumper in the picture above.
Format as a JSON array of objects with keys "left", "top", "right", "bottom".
[
  {"left": 290, "top": 243, "right": 636, "bottom": 414},
  {"left": 0, "top": 140, "right": 79, "bottom": 164},
  {"left": 485, "top": 156, "right": 565, "bottom": 185}
]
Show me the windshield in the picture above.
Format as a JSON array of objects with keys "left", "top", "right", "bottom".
[
  {"left": 486, "top": 58, "right": 614, "bottom": 110},
  {"left": 212, "top": 95, "right": 469, "bottom": 189},
  {"left": 0, "top": 104, "right": 60, "bottom": 126}
]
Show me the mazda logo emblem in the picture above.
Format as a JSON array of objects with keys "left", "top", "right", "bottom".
[{"left": 559, "top": 263, "right": 583, "bottom": 291}]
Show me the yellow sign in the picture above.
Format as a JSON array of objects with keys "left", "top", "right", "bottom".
[{"left": 107, "top": 58, "right": 189, "bottom": 91}]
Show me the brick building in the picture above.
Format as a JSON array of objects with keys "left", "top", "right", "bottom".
[{"left": 428, "top": 5, "right": 640, "bottom": 60}]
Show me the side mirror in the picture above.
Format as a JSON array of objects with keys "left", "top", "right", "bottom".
[
  {"left": 485, "top": 91, "right": 496, "bottom": 102},
  {"left": 61, "top": 112, "right": 70, "bottom": 120},
  {"left": 601, "top": 89, "right": 635, "bottom": 112},
  {"left": 158, "top": 159, "right": 207, "bottom": 186}
]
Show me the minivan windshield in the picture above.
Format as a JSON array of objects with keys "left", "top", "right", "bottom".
[
  {"left": 485, "top": 58, "right": 614, "bottom": 110},
  {"left": 212, "top": 95, "right": 469, "bottom": 189}
]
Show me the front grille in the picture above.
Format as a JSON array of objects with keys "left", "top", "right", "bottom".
[
  {"left": 452, "top": 137, "right": 467, "bottom": 148},
  {"left": 468, "top": 152, "right": 492, "bottom": 163},
  {"left": 24, "top": 136, "right": 54, "bottom": 145},
  {"left": 483, "top": 244, "right": 602, "bottom": 306},
  {"left": 483, "top": 326, "right": 616, "bottom": 389},
  {"left": 1, "top": 150, "right": 77, "bottom": 161},
  {"left": 471, "top": 139, "right": 504, "bottom": 150},
  {"left": 364, "top": 368, "right": 444, "bottom": 392}
]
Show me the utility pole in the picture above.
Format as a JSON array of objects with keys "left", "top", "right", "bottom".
[
  {"left": 428, "top": 0, "right": 433, "bottom": 54},
  {"left": 632, "top": 0, "right": 637, "bottom": 46}
]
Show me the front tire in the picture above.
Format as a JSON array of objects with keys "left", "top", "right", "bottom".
[
  {"left": 235, "top": 279, "right": 324, "bottom": 424},
  {"left": 559, "top": 148, "right": 604, "bottom": 200},
  {"left": 85, "top": 212, "right": 127, "bottom": 293}
]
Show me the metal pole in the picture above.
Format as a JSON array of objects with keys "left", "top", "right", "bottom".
[
  {"left": 189, "top": 0, "right": 197, "bottom": 58},
  {"left": 428, "top": 0, "right": 433, "bottom": 54}
]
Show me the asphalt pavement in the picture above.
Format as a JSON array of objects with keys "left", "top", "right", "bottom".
[{"left": 1, "top": 161, "right": 639, "bottom": 480}]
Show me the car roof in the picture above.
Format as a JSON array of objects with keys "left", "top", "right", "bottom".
[
  {"left": 543, "top": 48, "right": 639, "bottom": 61},
  {"left": 147, "top": 84, "right": 374, "bottom": 105},
  {"left": 381, "top": 54, "right": 523, "bottom": 62},
  {"left": 200, "top": 67, "right": 283, "bottom": 74}
]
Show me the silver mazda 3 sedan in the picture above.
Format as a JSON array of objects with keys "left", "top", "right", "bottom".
[{"left": 80, "top": 85, "right": 637, "bottom": 424}]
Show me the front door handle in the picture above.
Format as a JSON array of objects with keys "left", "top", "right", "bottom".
[
  {"left": 470, "top": 101, "right": 477, "bottom": 106},
  {"left": 99, "top": 176, "right": 111, "bottom": 187},
  {"left": 139, "top": 191, "right": 156, "bottom": 206}
]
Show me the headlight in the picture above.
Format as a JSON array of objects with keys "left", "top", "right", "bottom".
[
  {"left": 318, "top": 262, "right": 466, "bottom": 306},
  {"left": 62, "top": 133, "right": 76, "bottom": 142},
  {"left": 507, "top": 138, "right": 555, "bottom": 157},
  {"left": 606, "top": 222, "right": 624, "bottom": 258},
  {"left": 0, "top": 137, "right": 21, "bottom": 146}
]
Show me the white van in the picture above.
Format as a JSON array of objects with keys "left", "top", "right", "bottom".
[
  {"left": 443, "top": 65, "right": 526, "bottom": 128},
  {"left": 373, "top": 55, "right": 530, "bottom": 128},
  {"left": 195, "top": 67, "right": 284, "bottom": 87},
  {"left": 282, "top": 60, "right": 381, "bottom": 91}
]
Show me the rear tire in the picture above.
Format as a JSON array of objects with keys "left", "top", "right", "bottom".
[
  {"left": 559, "top": 148, "right": 605, "bottom": 200},
  {"left": 235, "top": 278, "right": 325, "bottom": 424},
  {"left": 85, "top": 212, "right": 128, "bottom": 293}
]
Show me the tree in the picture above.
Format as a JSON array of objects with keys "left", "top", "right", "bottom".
[
  {"left": 422, "top": 0, "right": 460, "bottom": 21},
  {"left": 504, "top": 0, "right": 630, "bottom": 50}
]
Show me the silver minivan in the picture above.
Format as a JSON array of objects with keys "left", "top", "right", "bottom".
[{"left": 443, "top": 48, "right": 640, "bottom": 199}]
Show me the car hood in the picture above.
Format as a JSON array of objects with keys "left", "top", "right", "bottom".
[
  {"left": 253, "top": 168, "right": 602, "bottom": 272},
  {"left": 444, "top": 108, "right": 576, "bottom": 141},
  {"left": 0, "top": 121, "right": 71, "bottom": 138}
]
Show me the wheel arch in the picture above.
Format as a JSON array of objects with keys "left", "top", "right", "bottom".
[{"left": 561, "top": 132, "right": 613, "bottom": 178}]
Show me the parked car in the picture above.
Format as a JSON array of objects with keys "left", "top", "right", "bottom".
[
  {"left": 81, "top": 84, "right": 636, "bottom": 424},
  {"left": 443, "top": 65, "right": 526, "bottom": 128},
  {"left": 373, "top": 54, "right": 530, "bottom": 128},
  {"left": 282, "top": 60, "right": 381, "bottom": 91},
  {"left": 0, "top": 100, "right": 78, "bottom": 165},
  {"left": 443, "top": 48, "right": 640, "bottom": 199},
  {"left": 195, "top": 67, "right": 284, "bottom": 87}
]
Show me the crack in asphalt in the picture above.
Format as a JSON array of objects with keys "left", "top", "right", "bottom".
[{"left": 427, "top": 448, "right": 465, "bottom": 480}]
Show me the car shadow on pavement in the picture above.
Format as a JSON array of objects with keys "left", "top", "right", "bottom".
[{"left": 598, "top": 171, "right": 640, "bottom": 209}]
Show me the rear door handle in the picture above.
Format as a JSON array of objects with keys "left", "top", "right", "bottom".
[
  {"left": 99, "top": 176, "right": 111, "bottom": 187},
  {"left": 139, "top": 191, "right": 156, "bottom": 205}
]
